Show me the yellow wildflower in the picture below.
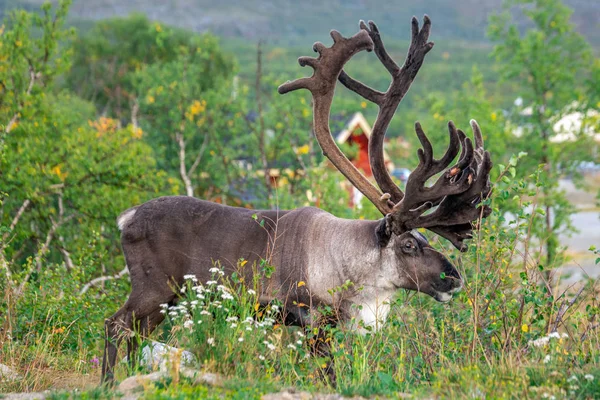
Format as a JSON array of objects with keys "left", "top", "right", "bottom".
[{"left": 296, "top": 144, "right": 310, "bottom": 155}]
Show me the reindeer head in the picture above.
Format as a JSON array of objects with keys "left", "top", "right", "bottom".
[
  {"left": 279, "top": 16, "right": 492, "bottom": 303},
  {"left": 374, "top": 230, "right": 461, "bottom": 302}
]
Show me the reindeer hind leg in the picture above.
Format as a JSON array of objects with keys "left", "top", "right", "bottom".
[{"left": 101, "top": 306, "right": 130, "bottom": 385}]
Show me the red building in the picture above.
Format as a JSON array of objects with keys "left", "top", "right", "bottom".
[{"left": 335, "top": 112, "right": 396, "bottom": 208}]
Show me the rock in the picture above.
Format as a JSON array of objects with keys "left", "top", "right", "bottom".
[
  {"left": 261, "top": 389, "right": 398, "bottom": 400},
  {"left": 118, "top": 371, "right": 167, "bottom": 394},
  {"left": 138, "top": 341, "right": 196, "bottom": 371},
  {"left": 1, "top": 392, "right": 49, "bottom": 400},
  {"left": 180, "top": 368, "right": 223, "bottom": 386},
  {"left": 261, "top": 389, "right": 313, "bottom": 400},
  {"left": 0, "top": 363, "right": 22, "bottom": 381}
]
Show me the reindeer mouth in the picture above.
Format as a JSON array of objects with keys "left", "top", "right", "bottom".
[
  {"left": 434, "top": 291, "right": 454, "bottom": 303},
  {"left": 433, "top": 285, "right": 462, "bottom": 303}
]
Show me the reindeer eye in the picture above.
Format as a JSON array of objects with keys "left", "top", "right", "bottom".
[{"left": 401, "top": 239, "right": 417, "bottom": 253}]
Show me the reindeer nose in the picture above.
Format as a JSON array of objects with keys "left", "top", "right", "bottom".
[
  {"left": 450, "top": 280, "right": 463, "bottom": 293},
  {"left": 442, "top": 258, "right": 461, "bottom": 280}
]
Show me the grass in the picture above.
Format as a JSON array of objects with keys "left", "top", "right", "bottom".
[{"left": 2, "top": 170, "right": 600, "bottom": 399}]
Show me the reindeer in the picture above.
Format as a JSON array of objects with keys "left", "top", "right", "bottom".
[{"left": 101, "top": 16, "right": 492, "bottom": 383}]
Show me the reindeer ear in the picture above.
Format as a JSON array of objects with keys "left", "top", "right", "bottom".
[{"left": 375, "top": 215, "right": 393, "bottom": 247}]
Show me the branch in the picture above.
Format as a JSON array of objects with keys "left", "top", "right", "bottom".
[
  {"left": 5, "top": 66, "right": 37, "bottom": 134},
  {"left": 79, "top": 267, "right": 129, "bottom": 295},
  {"left": 0, "top": 251, "right": 12, "bottom": 286},
  {"left": 551, "top": 285, "right": 585, "bottom": 333},
  {"left": 176, "top": 132, "right": 194, "bottom": 197},
  {"left": 188, "top": 133, "right": 210, "bottom": 177},
  {"left": 131, "top": 98, "right": 139, "bottom": 129},
  {"left": 2, "top": 199, "right": 31, "bottom": 243}
]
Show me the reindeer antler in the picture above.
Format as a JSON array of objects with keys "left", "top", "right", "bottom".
[
  {"left": 278, "top": 29, "right": 392, "bottom": 214},
  {"left": 339, "top": 17, "right": 434, "bottom": 204},
  {"left": 280, "top": 17, "right": 493, "bottom": 252}
]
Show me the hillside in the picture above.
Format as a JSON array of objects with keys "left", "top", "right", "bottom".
[{"left": 3, "top": 0, "right": 600, "bottom": 46}]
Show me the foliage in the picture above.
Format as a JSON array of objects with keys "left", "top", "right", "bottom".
[
  {"left": 65, "top": 13, "right": 203, "bottom": 120},
  {"left": 134, "top": 33, "right": 236, "bottom": 197},
  {"left": 0, "top": 1, "right": 168, "bottom": 356},
  {"left": 488, "top": 0, "right": 595, "bottom": 268}
]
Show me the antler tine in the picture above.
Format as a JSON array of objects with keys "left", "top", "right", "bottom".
[
  {"left": 388, "top": 121, "right": 471, "bottom": 233},
  {"left": 337, "top": 16, "right": 435, "bottom": 206},
  {"left": 413, "top": 121, "right": 461, "bottom": 180},
  {"left": 408, "top": 121, "right": 493, "bottom": 251},
  {"left": 278, "top": 29, "right": 395, "bottom": 215},
  {"left": 362, "top": 20, "right": 401, "bottom": 76}
]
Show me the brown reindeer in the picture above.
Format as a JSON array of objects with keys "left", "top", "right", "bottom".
[{"left": 101, "top": 16, "right": 492, "bottom": 384}]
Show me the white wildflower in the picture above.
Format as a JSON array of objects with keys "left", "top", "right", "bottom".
[
  {"left": 287, "top": 344, "right": 296, "bottom": 350},
  {"left": 296, "top": 331, "right": 305, "bottom": 337},
  {"left": 267, "top": 343, "right": 276, "bottom": 351},
  {"left": 567, "top": 375, "right": 578, "bottom": 383},
  {"left": 561, "top": 332, "right": 569, "bottom": 338},
  {"left": 218, "top": 270, "right": 225, "bottom": 276},
  {"left": 168, "top": 311, "right": 177, "bottom": 317},
  {"left": 259, "top": 355, "right": 265, "bottom": 361},
  {"left": 548, "top": 332, "right": 560, "bottom": 339},
  {"left": 180, "top": 301, "right": 188, "bottom": 306},
  {"left": 243, "top": 317, "right": 254, "bottom": 324},
  {"left": 200, "top": 310, "right": 210, "bottom": 315},
  {"left": 190, "top": 300, "right": 198, "bottom": 306},
  {"left": 246, "top": 326, "right": 252, "bottom": 331},
  {"left": 180, "top": 287, "right": 186, "bottom": 293},
  {"left": 271, "top": 305, "right": 280, "bottom": 312},
  {"left": 543, "top": 355, "right": 551, "bottom": 364},
  {"left": 159, "top": 303, "right": 169, "bottom": 309},
  {"left": 230, "top": 323, "right": 238, "bottom": 328},
  {"left": 183, "top": 274, "right": 198, "bottom": 282},
  {"left": 529, "top": 336, "right": 550, "bottom": 347},
  {"left": 207, "top": 338, "right": 215, "bottom": 346},
  {"left": 209, "top": 267, "right": 220, "bottom": 274},
  {"left": 247, "top": 289, "right": 257, "bottom": 295},
  {"left": 197, "top": 320, "right": 203, "bottom": 324},
  {"left": 296, "top": 340, "right": 303, "bottom": 345},
  {"left": 584, "top": 374, "right": 594, "bottom": 381},
  {"left": 206, "top": 280, "right": 217, "bottom": 285},
  {"left": 160, "top": 309, "right": 166, "bottom": 314},
  {"left": 183, "top": 320, "right": 194, "bottom": 329},
  {"left": 221, "top": 292, "right": 234, "bottom": 301},
  {"left": 238, "top": 337, "right": 244, "bottom": 342}
]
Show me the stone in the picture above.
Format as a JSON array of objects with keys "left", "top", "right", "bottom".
[
  {"left": 139, "top": 341, "right": 196, "bottom": 371},
  {"left": 179, "top": 368, "right": 223, "bottom": 386},
  {"left": 1, "top": 392, "right": 49, "bottom": 400},
  {"left": 0, "top": 363, "right": 22, "bottom": 381},
  {"left": 118, "top": 371, "right": 167, "bottom": 394}
]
